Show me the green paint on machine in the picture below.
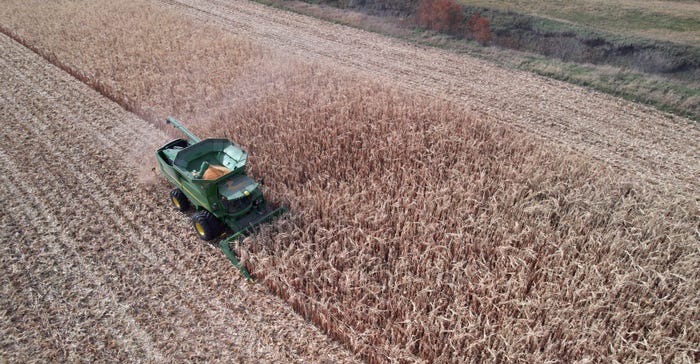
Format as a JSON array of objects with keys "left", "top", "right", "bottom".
[{"left": 155, "top": 116, "right": 287, "bottom": 281}]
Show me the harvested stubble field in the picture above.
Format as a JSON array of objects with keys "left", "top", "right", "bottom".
[{"left": 1, "top": 0, "right": 699, "bottom": 363}]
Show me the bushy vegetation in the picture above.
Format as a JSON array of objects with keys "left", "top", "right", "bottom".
[
  {"left": 314, "top": 0, "right": 419, "bottom": 16},
  {"left": 466, "top": 12, "right": 490, "bottom": 44},
  {"left": 416, "top": 0, "right": 464, "bottom": 35},
  {"left": 416, "top": 0, "right": 491, "bottom": 43}
]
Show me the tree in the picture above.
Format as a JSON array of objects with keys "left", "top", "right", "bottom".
[
  {"left": 467, "top": 12, "right": 492, "bottom": 44},
  {"left": 416, "top": 0, "right": 465, "bottom": 35}
]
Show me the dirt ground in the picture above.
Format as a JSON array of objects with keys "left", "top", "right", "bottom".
[
  {"left": 164, "top": 0, "right": 699, "bottom": 195},
  {"left": 0, "top": 33, "right": 360, "bottom": 363}
]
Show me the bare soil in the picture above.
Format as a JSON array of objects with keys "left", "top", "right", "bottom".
[{"left": 0, "top": 33, "right": 360, "bottom": 363}]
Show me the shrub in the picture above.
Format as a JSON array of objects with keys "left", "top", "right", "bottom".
[
  {"left": 416, "top": 0, "right": 465, "bottom": 35},
  {"left": 467, "top": 12, "right": 492, "bottom": 44}
]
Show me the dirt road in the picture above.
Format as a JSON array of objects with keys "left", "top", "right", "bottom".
[
  {"left": 163, "top": 0, "right": 699, "bottom": 193},
  {"left": 0, "top": 33, "right": 359, "bottom": 363}
]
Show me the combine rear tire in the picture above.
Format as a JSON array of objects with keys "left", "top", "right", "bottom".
[
  {"left": 192, "top": 210, "right": 223, "bottom": 241},
  {"left": 170, "top": 189, "right": 190, "bottom": 212}
]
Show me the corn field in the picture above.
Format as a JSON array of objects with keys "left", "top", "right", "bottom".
[
  {"left": 1, "top": 0, "right": 698, "bottom": 362},
  {"left": 208, "top": 65, "right": 699, "bottom": 362}
]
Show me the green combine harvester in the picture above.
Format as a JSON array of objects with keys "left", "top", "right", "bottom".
[{"left": 155, "top": 116, "right": 285, "bottom": 280}]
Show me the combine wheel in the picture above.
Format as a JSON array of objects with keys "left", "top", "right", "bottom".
[
  {"left": 192, "top": 210, "right": 223, "bottom": 241},
  {"left": 170, "top": 188, "right": 190, "bottom": 212}
]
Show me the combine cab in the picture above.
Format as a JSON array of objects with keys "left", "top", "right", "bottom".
[{"left": 156, "top": 116, "right": 285, "bottom": 280}]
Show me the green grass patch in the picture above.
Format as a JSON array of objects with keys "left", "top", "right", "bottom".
[
  {"left": 457, "top": 0, "right": 700, "bottom": 45},
  {"left": 520, "top": 58, "right": 700, "bottom": 120}
]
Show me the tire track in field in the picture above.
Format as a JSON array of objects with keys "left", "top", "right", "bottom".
[
  {"left": 161, "top": 0, "right": 699, "bottom": 194},
  {"left": 0, "top": 146, "right": 165, "bottom": 361},
  {"left": 0, "top": 33, "right": 360, "bottom": 363}
]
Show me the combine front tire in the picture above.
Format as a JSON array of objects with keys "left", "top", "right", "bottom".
[
  {"left": 192, "top": 210, "right": 223, "bottom": 241},
  {"left": 170, "top": 189, "right": 190, "bottom": 212}
]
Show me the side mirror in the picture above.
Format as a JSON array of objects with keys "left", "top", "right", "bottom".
[{"left": 259, "top": 177, "right": 265, "bottom": 185}]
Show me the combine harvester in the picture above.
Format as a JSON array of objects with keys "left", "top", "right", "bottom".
[{"left": 155, "top": 117, "right": 286, "bottom": 280}]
